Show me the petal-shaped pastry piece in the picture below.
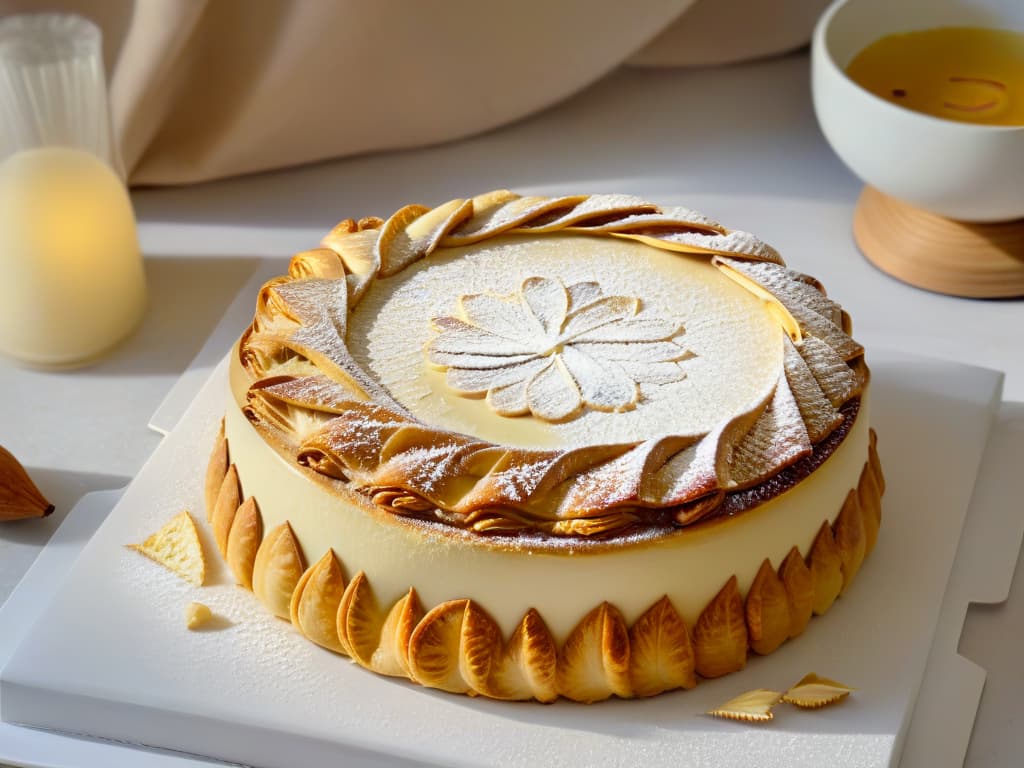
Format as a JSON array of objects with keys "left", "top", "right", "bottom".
[
  {"left": 561, "top": 295, "right": 639, "bottom": 340},
  {"left": 707, "top": 688, "right": 783, "bottom": 722},
  {"left": 858, "top": 462, "right": 882, "bottom": 556},
  {"left": 336, "top": 571, "right": 381, "bottom": 666},
  {"left": 715, "top": 258, "right": 844, "bottom": 327},
  {"left": 486, "top": 377, "right": 531, "bottom": 417},
  {"left": 718, "top": 257, "right": 863, "bottom": 361},
  {"left": 248, "top": 374, "right": 356, "bottom": 415},
  {"left": 378, "top": 424, "right": 471, "bottom": 467},
  {"left": 289, "top": 549, "right": 347, "bottom": 654},
  {"left": 211, "top": 464, "right": 241, "bottom": 553},
  {"left": 572, "top": 340, "right": 689, "bottom": 364},
  {"left": 511, "top": 193, "right": 658, "bottom": 232},
  {"left": 442, "top": 194, "right": 587, "bottom": 246},
  {"left": 205, "top": 423, "right": 228, "bottom": 523},
  {"left": 458, "top": 601, "right": 503, "bottom": 695},
  {"left": 745, "top": 559, "right": 790, "bottom": 656},
  {"left": 561, "top": 436, "right": 695, "bottom": 516},
  {"left": 370, "top": 588, "right": 423, "bottom": 678},
  {"left": 428, "top": 350, "right": 539, "bottom": 370},
  {"left": 560, "top": 347, "right": 638, "bottom": 412},
  {"left": 254, "top": 279, "right": 403, "bottom": 409},
  {"left": 797, "top": 335, "right": 860, "bottom": 407},
  {"left": 408, "top": 599, "right": 474, "bottom": 693},
  {"left": 779, "top": 546, "right": 814, "bottom": 639},
  {"left": 297, "top": 400, "right": 413, "bottom": 480},
  {"left": 252, "top": 521, "right": 305, "bottom": 620},
  {"left": 809, "top": 521, "right": 844, "bottom": 616},
  {"left": 521, "top": 276, "right": 569, "bottom": 338},
  {"left": 782, "top": 673, "right": 855, "bottom": 708},
  {"left": 226, "top": 496, "right": 262, "bottom": 591},
  {"left": 428, "top": 316, "right": 537, "bottom": 357},
  {"left": 245, "top": 375, "right": 359, "bottom": 442},
  {"left": 619, "top": 360, "right": 688, "bottom": 385},
  {"left": 694, "top": 576, "right": 748, "bottom": 679},
  {"left": 629, "top": 596, "right": 696, "bottom": 697},
  {"left": 373, "top": 204, "right": 429, "bottom": 276},
  {"left": 726, "top": 377, "right": 811, "bottom": 489},
  {"left": 614, "top": 228, "right": 783, "bottom": 265},
  {"left": 373, "top": 434, "right": 503, "bottom": 511},
  {"left": 783, "top": 336, "right": 843, "bottom": 443},
  {"left": 526, "top": 357, "right": 581, "bottom": 422},
  {"left": 556, "top": 602, "right": 632, "bottom": 703},
  {"left": 338, "top": 575, "right": 424, "bottom": 677},
  {"left": 459, "top": 292, "right": 542, "bottom": 343},
  {"left": 566, "top": 280, "right": 603, "bottom": 312},
  {"left": 488, "top": 608, "right": 558, "bottom": 702},
  {"left": 462, "top": 442, "right": 629, "bottom": 513},
  {"left": 320, "top": 227, "right": 379, "bottom": 306},
  {"left": 445, "top": 357, "right": 547, "bottom": 397},
  {"left": 643, "top": 430, "right": 721, "bottom": 507},
  {"left": 572, "top": 317, "right": 684, "bottom": 344},
  {"left": 565, "top": 205, "right": 726, "bottom": 235},
  {"left": 833, "top": 490, "right": 866, "bottom": 592},
  {"left": 288, "top": 247, "right": 346, "bottom": 280},
  {"left": 378, "top": 198, "right": 472, "bottom": 277}
]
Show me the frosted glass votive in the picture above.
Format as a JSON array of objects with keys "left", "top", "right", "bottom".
[{"left": 0, "top": 14, "right": 145, "bottom": 368}]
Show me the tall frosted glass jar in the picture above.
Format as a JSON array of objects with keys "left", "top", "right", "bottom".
[{"left": 0, "top": 14, "right": 146, "bottom": 367}]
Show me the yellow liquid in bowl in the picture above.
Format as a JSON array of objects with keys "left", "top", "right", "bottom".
[{"left": 846, "top": 27, "right": 1024, "bottom": 126}]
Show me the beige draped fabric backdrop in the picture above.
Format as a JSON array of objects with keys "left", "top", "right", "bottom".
[{"left": 1, "top": 0, "right": 828, "bottom": 186}]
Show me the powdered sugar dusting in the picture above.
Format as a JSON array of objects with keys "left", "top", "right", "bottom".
[
  {"left": 428, "top": 274, "right": 690, "bottom": 422},
  {"left": 348, "top": 233, "right": 784, "bottom": 451}
]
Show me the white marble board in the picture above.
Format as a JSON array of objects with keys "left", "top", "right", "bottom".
[{"left": 0, "top": 349, "right": 1003, "bottom": 768}]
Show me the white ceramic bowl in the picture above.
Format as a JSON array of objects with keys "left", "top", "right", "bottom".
[{"left": 812, "top": 0, "right": 1024, "bottom": 222}]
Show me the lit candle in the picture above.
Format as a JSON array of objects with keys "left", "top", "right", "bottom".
[{"left": 0, "top": 145, "right": 145, "bottom": 366}]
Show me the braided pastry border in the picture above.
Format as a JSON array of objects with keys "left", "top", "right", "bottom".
[
  {"left": 206, "top": 421, "right": 884, "bottom": 703},
  {"left": 239, "top": 192, "right": 868, "bottom": 537}
]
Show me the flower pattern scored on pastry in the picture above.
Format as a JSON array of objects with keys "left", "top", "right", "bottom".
[{"left": 426, "top": 276, "right": 692, "bottom": 422}]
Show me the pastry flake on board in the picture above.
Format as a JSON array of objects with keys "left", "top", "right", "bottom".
[
  {"left": 127, "top": 510, "right": 206, "bottom": 587},
  {"left": 782, "top": 673, "right": 855, "bottom": 708},
  {"left": 707, "top": 688, "right": 783, "bottom": 722}
]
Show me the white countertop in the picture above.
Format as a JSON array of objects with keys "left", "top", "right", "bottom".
[{"left": 1, "top": 51, "right": 1022, "bottom": 767}]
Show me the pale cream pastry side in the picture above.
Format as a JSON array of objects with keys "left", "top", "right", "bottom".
[{"left": 206, "top": 192, "right": 884, "bottom": 703}]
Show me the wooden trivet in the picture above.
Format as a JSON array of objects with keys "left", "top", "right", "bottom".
[{"left": 853, "top": 186, "right": 1024, "bottom": 299}]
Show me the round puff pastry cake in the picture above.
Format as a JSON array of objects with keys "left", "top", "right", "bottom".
[{"left": 207, "top": 191, "right": 884, "bottom": 703}]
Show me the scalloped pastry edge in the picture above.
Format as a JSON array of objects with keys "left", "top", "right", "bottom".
[{"left": 202, "top": 428, "right": 884, "bottom": 702}]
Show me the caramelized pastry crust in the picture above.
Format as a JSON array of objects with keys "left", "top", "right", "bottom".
[
  {"left": 206, "top": 192, "right": 884, "bottom": 702},
  {"left": 239, "top": 192, "right": 866, "bottom": 539},
  {"left": 205, "top": 427, "right": 883, "bottom": 701}
]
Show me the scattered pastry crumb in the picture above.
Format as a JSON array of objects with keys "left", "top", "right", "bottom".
[{"left": 185, "top": 601, "right": 213, "bottom": 630}]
